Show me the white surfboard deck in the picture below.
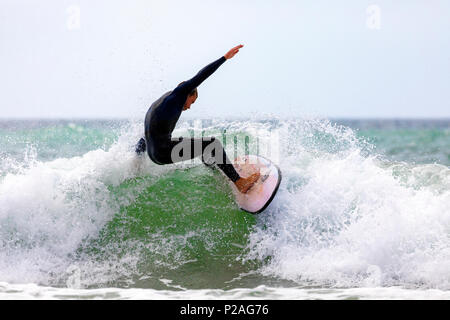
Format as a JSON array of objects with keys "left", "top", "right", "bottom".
[{"left": 229, "top": 155, "right": 282, "bottom": 214}]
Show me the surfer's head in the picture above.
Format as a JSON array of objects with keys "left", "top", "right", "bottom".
[
  {"left": 183, "top": 90, "right": 197, "bottom": 111},
  {"left": 178, "top": 81, "right": 198, "bottom": 111}
]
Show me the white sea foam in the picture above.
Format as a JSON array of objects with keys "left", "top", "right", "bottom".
[
  {"left": 1, "top": 282, "right": 450, "bottom": 300},
  {"left": 246, "top": 119, "right": 450, "bottom": 289},
  {"left": 0, "top": 121, "right": 161, "bottom": 285}
]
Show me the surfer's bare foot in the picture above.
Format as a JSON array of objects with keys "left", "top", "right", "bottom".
[{"left": 235, "top": 172, "right": 260, "bottom": 193}]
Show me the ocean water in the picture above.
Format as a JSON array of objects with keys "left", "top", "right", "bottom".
[{"left": 0, "top": 117, "right": 449, "bottom": 300}]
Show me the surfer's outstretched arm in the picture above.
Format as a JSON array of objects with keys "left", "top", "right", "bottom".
[
  {"left": 175, "top": 57, "right": 226, "bottom": 95},
  {"left": 174, "top": 45, "right": 244, "bottom": 95}
]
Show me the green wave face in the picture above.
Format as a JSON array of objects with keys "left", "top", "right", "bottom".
[{"left": 75, "top": 167, "right": 260, "bottom": 289}]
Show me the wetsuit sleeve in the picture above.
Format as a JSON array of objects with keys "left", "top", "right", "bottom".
[{"left": 174, "top": 56, "right": 227, "bottom": 95}]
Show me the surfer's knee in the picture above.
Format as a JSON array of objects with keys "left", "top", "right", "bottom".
[
  {"left": 202, "top": 137, "right": 228, "bottom": 166},
  {"left": 207, "top": 137, "right": 224, "bottom": 150}
]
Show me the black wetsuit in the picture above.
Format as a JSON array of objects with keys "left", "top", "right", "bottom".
[{"left": 136, "top": 56, "right": 240, "bottom": 182}]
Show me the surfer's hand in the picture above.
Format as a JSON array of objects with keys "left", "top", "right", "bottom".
[{"left": 224, "top": 45, "right": 243, "bottom": 60}]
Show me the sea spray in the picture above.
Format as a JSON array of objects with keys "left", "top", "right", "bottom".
[{"left": 245, "top": 119, "right": 450, "bottom": 289}]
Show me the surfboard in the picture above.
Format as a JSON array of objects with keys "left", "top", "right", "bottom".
[{"left": 230, "top": 155, "right": 282, "bottom": 214}]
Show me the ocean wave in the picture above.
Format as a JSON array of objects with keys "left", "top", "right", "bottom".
[{"left": 0, "top": 118, "right": 449, "bottom": 291}]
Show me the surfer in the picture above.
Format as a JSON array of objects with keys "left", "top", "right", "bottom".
[{"left": 136, "top": 44, "right": 260, "bottom": 193}]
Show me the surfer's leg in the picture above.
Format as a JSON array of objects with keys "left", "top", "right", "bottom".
[
  {"left": 201, "top": 137, "right": 241, "bottom": 183},
  {"left": 164, "top": 137, "right": 259, "bottom": 193},
  {"left": 199, "top": 137, "right": 260, "bottom": 192},
  {"left": 168, "top": 137, "right": 240, "bottom": 182},
  {"left": 135, "top": 137, "right": 147, "bottom": 155}
]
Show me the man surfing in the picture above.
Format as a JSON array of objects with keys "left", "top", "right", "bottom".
[{"left": 136, "top": 44, "right": 260, "bottom": 193}]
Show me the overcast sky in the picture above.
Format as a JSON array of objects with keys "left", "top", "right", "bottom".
[{"left": 1, "top": 0, "right": 449, "bottom": 119}]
